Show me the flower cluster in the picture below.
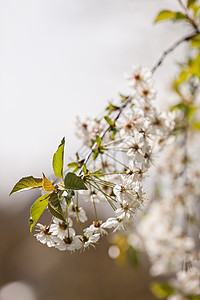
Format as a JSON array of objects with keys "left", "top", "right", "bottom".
[
  {"left": 33, "top": 65, "right": 175, "bottom": 252},
  {"left": 122, "top": 69, "right": 200, "bottom": 299},
  {"left": 9, "top": 1, "right": 200, "bottom": 298}
]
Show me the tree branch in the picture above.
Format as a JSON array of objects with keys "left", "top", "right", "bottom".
[
  {"left": 81, "top": 31, "right": 200, "bottom": 173},
  {"left": 151, "top": 31, "right": 199, "bottom": 74},
  {"left": 82, "top": 96, "right": 132, "bottom": 168}
]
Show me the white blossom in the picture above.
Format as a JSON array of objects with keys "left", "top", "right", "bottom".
[{"left": 34, "top": 223, "right": 57, "bottom": 248}]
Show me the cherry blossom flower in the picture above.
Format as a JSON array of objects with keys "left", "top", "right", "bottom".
[
  {"left": 34, "top": 224, "right": 57, "bottom": 248},
  {"left": 50, "top": 217, "right": 75, "bottom": 240}
]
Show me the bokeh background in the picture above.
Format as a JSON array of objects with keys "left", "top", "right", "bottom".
[{"left": 0, "top": 0, "right": 186, "bottom": 299}]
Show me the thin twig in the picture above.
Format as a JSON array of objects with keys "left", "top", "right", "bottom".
[
  {"left": 80, "top": 31, "right": 199, "bottom": 172},
  {"left": 151, "top": 31, "right": 199, "bottom": 74},
  {"left": 178, "top": 0, "right": 199, "bottom": 31},
  {"left": 80, "top": 96, "right": 133, "bottom": 171}
]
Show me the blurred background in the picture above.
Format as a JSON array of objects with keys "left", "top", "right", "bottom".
[{"left": 0, "top": 0, "right": 186, "bottom": 299}]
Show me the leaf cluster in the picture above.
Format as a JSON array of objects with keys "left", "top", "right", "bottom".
[
  {"left": 10, "top": 138, "right": 88, "bottom": 231},
  {"left": 154, "top": 0, "right": 200, "bottom": 29}
]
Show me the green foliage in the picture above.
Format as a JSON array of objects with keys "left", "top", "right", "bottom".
[
  {"left": 9, "top": 176, "right": 43, "bottom": 196},
  {"left": 150, "top": 282, "right": 174, "bottom": 299},
  {"left": 173, "top": 54, "right": 200, "bottom": 96},
  {"left": 106, "top": 102, "right": 119, "bottom": 115},
  {"left": 92, "top": 150, "right": 99, "bottom": 160},
  {"left": 192, "top": 121, "right": 200, "bottom": 130},
  {"left": 104, "top": 116, "right": 114, "bottom": 126},
  {"left": 104, "top": 116, "right": 117, "bottom": 139},
  {"left": 170, "top": 102, "right": 198, "bottom": 119},
  {"left": 187, "top": 0, "right": 198, "bottom": 8},
  {"left": 89, "top": 169, "right": 103, "bottom": 176},
  {"left": 189, "top": 296, "right": 200, "bottom": 300},
  {"left": 92, "top": 135, "right": 105, "bottom": 160},
  {"left": 82, "top": 164, "right": 88, "bottom": 175},
  {"left": 53, "top": 137, "right": 65, "bottom": 179},
  {"left": 64, "top": 172, "right": 88, "bottom": 190},
  {"left": 67, "top": 162, "right": 79, "bottom": 168},
  {"left": 48, "top": 192, "right": 65, "bottom": 221},
  {"left": 96, "top": 135, "right": 102, "bottom": 147},
  {"left": 192, "top": 5, "right": 200, "bottom": 17},
  {"left": 188, "top": 54, "right": 200, "bottom": 79},
  {"left": 175, "top": 12, "right": 187, "bottom": 20},
  {"left": 29, "top": 193, "right": 50, "bottom": 232},
  {"left": 42, "top": 173, "right": 55, "bottom": 191},
  {"left": 119, "top": 93, "right": 129, "bottom": 103},
  {"left": 68, "top": 158, "right": 85, "bottom": 173},
  {"left": 127, "top": 246, "right": 139, "bottom": 267},
  {"left": 154, "top": 9, "right": 188, "bottom": 24},
  {"left": 174, "top": 69, "right": 191, "bottom": 92},
  {"left": 190, "top": 34, "right": 200, "bottom": 48},
  {"left": 155, "top": 10, "right": 176, "bottom": 23}
]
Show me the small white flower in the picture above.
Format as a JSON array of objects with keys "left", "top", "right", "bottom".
[
  {"left": 123, "top": 133, "right": 144, "bottom": 160},
  {"left": 87, "top": 221, "right": 108, "bottom": 236},
  {"left": 117, "top": 107, "right": 144, "bottom": 137},
  {"left": 55, "top": 235, "right": 82, "bottom": 251},
  {"left": 102, "top": 216, "right": 133, "bottom": 232},
  {"left": 170, "top": 267, "right": 200, "bottom": 296},
  {"left": 50, "top": 217, "right": 75, "bottom": 239},
  {"left": 136, "top": 81, "right": 156, "bottom": 101},
  {"left": 125, "top": 65, "right": 153, "bottom": 88},
  {"left": 113, "top": 175, "right": 144, "bottom": 206},
  {"left": 34, "top": 223, "right": 57, "bottom": 248},
  {"left": 101, "top": 217, "right": 119, "bottom": 229},
  {"left": 81, "top": 229, "right": 100, "bottom": 248}
]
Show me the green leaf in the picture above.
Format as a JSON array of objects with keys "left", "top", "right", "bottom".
[
  {"left": 192, "top": 122, "right": 200, "bottom": 130},
  {"left": 193, "top": 5, "right": 200, "bottom": 17},
  {"left": 67, "top": 162, "right": 79, "bottom": 168},
  {"left": 150, "top": 282, "right": 174, "bottom": 299},
  {"left": 170, "top": 103, "right": 199, "bottom": 119},
  {"left": 191, "top": 34, "right": 200, "bottom": 48},
  {"left": 104, "top": 116, "right": 113, "bottom": 126},
  {"left": 189, "top": 296, "right": 200, "bottom": 300},
  {"left": 127, "top": 247, "right": 139, "bottom": 267},
  {"left": 174, "top": 69, "right": 191, "bottom": 88},
  {"left": 191, "top": 53, "right": 200, "bottom": 78},
  {"left": 64, "top": 172, "right": 88, "bottom": 190},
  {"left": 187, "top": 0, "right": 198, "bottom": 8},
  {"left": 119, "top": 93, "right": 129, "bottom": 103},
  {"left": 154, "top": 10, "right": 176, "bottom": 23},
  {"left": 106, "top": 102, "right": 119, "bottom": 115},
  {"left": 90, "top": 169, "right": 102, "bottom": 175},
  {"left": 75, "top": 152, "right": 80, "bottom": 161},
  {"left": 174, "top": 12, "right": 187, "bottom": 21},
  {"left": 83, "top": 164, "right": 88, "bottom": 175},
  {"left": 42, "top": 173, "right": 55, "bottom": 191},
  {"left": 68, "top": 160, "right": 85, "bottom": 173},
  {"left": 29, "top": 193, "right": 50, "bottom": 232},
  {"left": 93, "top": 150, "right": 99, "bottom": 161},
  {"left": 10, "top": 176, "right": 43, "bottom": 196},
  {"left": 48, "top": 192, "right": 65, "bottom": 221},
  {"left": 96, "top": 135, "right": 102, "bottom": 147},
  {"left": 53, "top": 137, "right": 65, "bottom": 179},
  {"left": 170, "top": 103, "right": 187, "bottom": 112}
]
